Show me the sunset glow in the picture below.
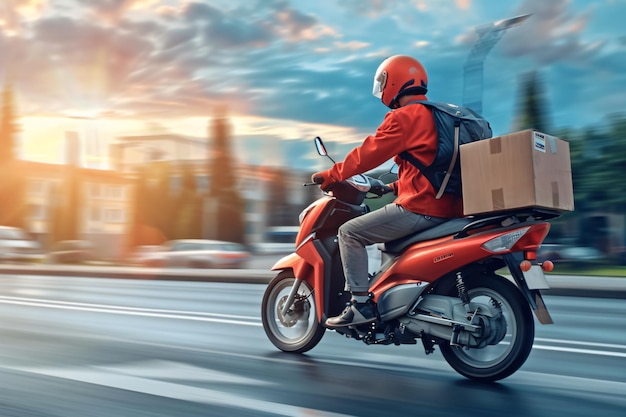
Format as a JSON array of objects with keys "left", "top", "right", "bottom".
[{"left": 1, "top": 0, "right": 623, "bottom": 168}]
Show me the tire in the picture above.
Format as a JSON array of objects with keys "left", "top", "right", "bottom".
[
  {"left": 439, "top": 274, "right": 534, "bottom": 382},
  {"left": 261, "top": 271, "right": 325, "bottom": 353}
]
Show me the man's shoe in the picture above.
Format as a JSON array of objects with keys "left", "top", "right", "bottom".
[{"left": 325, "top": 301, "right": 376, "bottom": 328}]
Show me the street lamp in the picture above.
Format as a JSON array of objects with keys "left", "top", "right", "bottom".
[{"left": 463, "top": 14, "right": 531, "bottom": 115}]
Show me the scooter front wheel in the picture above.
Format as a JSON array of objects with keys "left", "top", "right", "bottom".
[{"left": 262, "top": 271, "right": 325, "bottom": 353}]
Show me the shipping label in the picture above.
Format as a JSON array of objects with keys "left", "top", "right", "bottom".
[{"left": 533, "top": 131, "right": 547, "bottom": 153}]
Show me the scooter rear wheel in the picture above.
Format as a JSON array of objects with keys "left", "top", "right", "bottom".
[
  {"left": 439, "top": 274, "right": 534, "bottom": 381},
  {"left": 262, "top": 271, "right": 325, "bottom": 353}
]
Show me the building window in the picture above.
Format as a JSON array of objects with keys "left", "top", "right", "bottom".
[
  {"left": 105, "top": 185, "right": 125, "bottom": 200},
  {"left": 30, "top": 204, "right": 46, "bottom": 220},
  {"left": 245, "top": 200, "right": 256, "bottom": 214},
  {"left": 196, "top": 175, "right": 209, "bottom": 193},
  {"left": 28, "top": 180, "right": 46, "bottom": 196},
  {"left": 90, "top": 183, "right": 101, "bottom": 198},
  {"left": 170, "top": 176, "right": 181, "bottom": 193},
  {"left": 90, "top": 206, "right": 101, "bottom": 221},
  {"left": 104, "top": 208, "right": 126, "bottom": 223}
]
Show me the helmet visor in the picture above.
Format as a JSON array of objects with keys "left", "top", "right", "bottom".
[{"left": 372, "top": 64, "right": 387, "bottom": 99}]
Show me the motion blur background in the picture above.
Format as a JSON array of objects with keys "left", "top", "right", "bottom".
[{"left": 0, "top": 0, "right": 624, "bottom": 268}]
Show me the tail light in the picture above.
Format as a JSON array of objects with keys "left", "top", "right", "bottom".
[{"left": 482, "top": 227, "right": 530, "bottom": 253}]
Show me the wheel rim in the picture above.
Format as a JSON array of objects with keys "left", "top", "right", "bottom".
[
  {"left": 448, "top": 287, "right": 517, "bottom": 368},
  {"left": 265, "top": 278, "right": 318, "bottom": 347}
]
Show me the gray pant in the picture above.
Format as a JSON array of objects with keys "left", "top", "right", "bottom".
[{"left": 338, "top": 203, "right": 446, "bottom": 293}]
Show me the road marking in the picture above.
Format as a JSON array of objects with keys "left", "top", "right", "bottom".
[
  {"left": 532, "top": 344, "right": 626, "bottom": 358},
  {"left": 536, "top": 337, "right": 626, "bottom": 350},
  {"left": 0, "top": 295, "right": 261, "bottom": 326},
  {"left": 6, "top": 362, "right": 355, "bottom": 417},
  {"left": 1, "top": 295, "right": 625, "bottom": 359}
]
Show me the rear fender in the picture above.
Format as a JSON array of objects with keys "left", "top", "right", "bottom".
[{"left": 504, "top": 252, "right": 553, "bottom": 324}]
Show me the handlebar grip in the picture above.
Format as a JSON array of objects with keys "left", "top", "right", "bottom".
[{"left": 312, "top": 176, "right": 324, "bottom": 184}]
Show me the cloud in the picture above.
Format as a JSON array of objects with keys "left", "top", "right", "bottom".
[
  {"left": 499, "top": 0, "right": 605, "bottom": 65},
  {"left": 2, "top": 0, "right": 624, "bottom": 165},
  {"left": 0, "top": 0, "right": 47, "bottom": 34}
]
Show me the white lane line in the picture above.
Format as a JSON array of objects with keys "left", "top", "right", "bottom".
[
  {"left": 0, "top": 295, "right": 259, "bottom": 321},
  {"left": 6, "top": 364, "right": 355, "bottom": 417},
  {"left": 2, "top": 295, "right": 626, "bottom": 358},
  {"left": 535, "top": 337, "right": 626, "bottom": 350},
  {"left": 0, "top": 296, "right": 261, "bottom": 327},
  {"left": 532, "top": 344, "right": 626, "bottom": 358}
]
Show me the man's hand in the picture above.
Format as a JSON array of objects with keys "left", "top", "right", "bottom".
[{"left": 311, "top": 170, "right": 336, "bottom": 191}]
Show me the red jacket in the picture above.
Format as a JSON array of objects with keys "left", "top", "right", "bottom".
[{"left": 324, "top": 97, "right": 463, "bottom": 218}]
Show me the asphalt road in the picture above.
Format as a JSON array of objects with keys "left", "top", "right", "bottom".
[{"left": 0, "top": 274, "right": 624, "bottom": 417}]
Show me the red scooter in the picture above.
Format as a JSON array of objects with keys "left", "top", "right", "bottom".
[{"left": 261, "top": 137, "right": 558, "bottom": 381}]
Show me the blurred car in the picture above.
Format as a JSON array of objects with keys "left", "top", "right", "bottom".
[
  {"left": 559, "top": 246, "right": 603, "bottom": 263},
  {"left": 47, "top": 240, "right": 95, "bottom": 264},
  {"left": 537, "top": 243, "right": 603, "bottom": 265},
  {"left": 536, "top": 243, "right": 564, "bottom": 263},
  {"left": 0, "top": 226, "right": 44, "bottom": 263},
  {"left": 128, "top": 245, "right": 164, "bottom": 267},
  {"left": 134, "top": 240, "right": 250, "bottom": 269}
]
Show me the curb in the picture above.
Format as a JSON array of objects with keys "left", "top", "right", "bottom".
[{"left": 1, "top": 265, "right": 625, "bottom": 299}]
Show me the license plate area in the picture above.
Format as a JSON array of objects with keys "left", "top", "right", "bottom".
[{"left": 523, "top": 265, "right": 550, "bottom": 290}]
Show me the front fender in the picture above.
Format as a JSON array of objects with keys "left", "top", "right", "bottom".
[
  {"left": 270, "top": 241, "right": 325, "bottom": 322},
  {"left": 271, "top": 252, "right": 301, "bottom": 271},
  {"left": 271, "top": 252, "right": 314, "bottom": 287}
]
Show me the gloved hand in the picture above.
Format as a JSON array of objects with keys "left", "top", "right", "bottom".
[
  {"left": 369, "top": 181, "right": 395, "bottom": 197},
  {"left": 311, "top": 170, "right": 336, "bottom": 191},
  {"left": 377, "top": 185, "right": 394, "bottom": 196}
]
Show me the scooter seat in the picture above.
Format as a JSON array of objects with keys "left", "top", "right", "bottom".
[{"left": 380, "top": 217, "right": 474, "bottom": 254}]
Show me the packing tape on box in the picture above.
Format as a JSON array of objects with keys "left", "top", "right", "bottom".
[
  {"left": 552, "top": 181, "right": 560, "bottom": 207},
  {"left": 548, "top": 136, "right": 558, "bottom": 154},
  {"left": 490, "top": 137, "right": 502, "bottom": 154},
  {"left": 491, "top": 188, "right": 505, "bottom": 211}
]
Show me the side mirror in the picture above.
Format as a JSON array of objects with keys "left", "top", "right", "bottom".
[
  {"left": 314, "top": 136, "right": 328, "bottom": 156},
  {"left": 314, "top": 136, "right": 336, "bottom": 163}
]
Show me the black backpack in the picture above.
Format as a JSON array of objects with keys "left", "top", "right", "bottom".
[{"left": 399, "top": 100, "right": 492, "bottom": 199}]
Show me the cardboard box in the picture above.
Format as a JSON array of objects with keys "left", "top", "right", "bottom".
[{"left": 460, "top": 129, "right": 574, "bottom": 215}]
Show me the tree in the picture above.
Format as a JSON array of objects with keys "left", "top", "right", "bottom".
[
  {"left": 602, "top": 114, "right": 626, "bottom": 213},
  {"left": 0, "top": 82, "right": 25, "bottom": 228},
  {"left": 0, "top": 83, "right": 18, "bottom": 163},
  {"left": 150, "top": 162, "right": 175, "bottom": 239},
  {"left": 512, "top": 71, "right": 551, "bottom": 133},
  {"left": 171, "top": 164, "right": 203, "bottom": 239},
  {"left": 566, "top": 114, "right": 626, "bottom": 214},
  {"left": 127, "top": 165, "right": 167, "bottom": 247},
  {"left": 206, "top": 108, "right": 246, "bottom": 244}
]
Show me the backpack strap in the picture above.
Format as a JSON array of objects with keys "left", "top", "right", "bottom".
[
  {"left": 398, "top": 150, "right": 441, "bottom": 193},
  {"left": 434, "top": 120, "right": 460, "bottom": 199},
  {"left": 397, "top": 100, "right": 456, "bottom": 199}
]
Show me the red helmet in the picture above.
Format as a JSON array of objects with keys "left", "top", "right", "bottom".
[{"left": 372, "top": 55, "right": 428, "bottom": 109}]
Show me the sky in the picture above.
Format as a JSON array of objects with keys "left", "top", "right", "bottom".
[{"left": 1, "top": 0, "right": 625, "bottom": 170}]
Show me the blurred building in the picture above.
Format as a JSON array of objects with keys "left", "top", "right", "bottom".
[
  {"left": 110, "top": 133, "right": 315, "bottom": 247},
  {"left": 110, "top": 134, "right": 207, "bottom": 170},
  {"left": 20, "top": 160, "right": 135, "bottom": 260}
]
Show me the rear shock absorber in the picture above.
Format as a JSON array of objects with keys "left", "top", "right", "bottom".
[{"left": 455, "top": 272, "right": 471, "bottom": 314}]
